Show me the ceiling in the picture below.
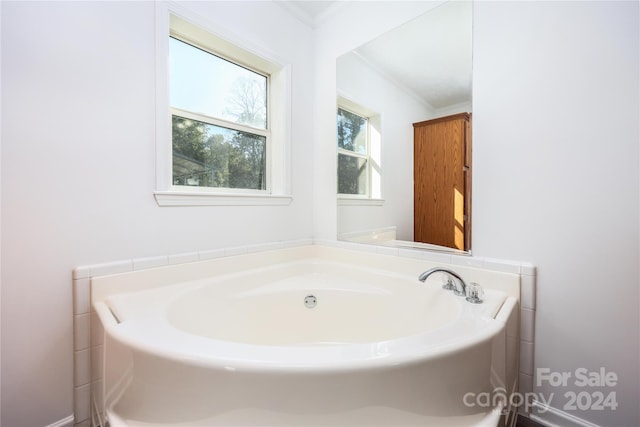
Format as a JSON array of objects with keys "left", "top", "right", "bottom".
[
  {"left": 353, "top": 1, "right": 472, "bottom": 110},
  {"left": 277, "top": 1, "right": 472, "bottom": 110},
  {"left": 276, "top": 1, "right": 342, "bottom": 28}
]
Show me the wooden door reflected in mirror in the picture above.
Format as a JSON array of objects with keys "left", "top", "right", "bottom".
[{"left": 413, "top": 113, "right": 471, "bottom": 251}]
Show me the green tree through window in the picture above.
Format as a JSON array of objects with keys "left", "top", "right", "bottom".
[{"left": 337, "top": 107, "right": 368, "bottom": 195}]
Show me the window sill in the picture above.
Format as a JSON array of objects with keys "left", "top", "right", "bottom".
[
  {"left": 154, "top": 191, "right": 293, "bottom": 207},
  {"left": 337, "top": 197, "right": 385, "bottom": 206}
]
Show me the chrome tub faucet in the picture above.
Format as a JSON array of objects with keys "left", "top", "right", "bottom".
[{"left": 418, "top": 267, "right": 483, "bottom": 304}]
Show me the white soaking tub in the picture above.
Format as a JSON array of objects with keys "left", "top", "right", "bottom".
[{"left": 92, "top": 245, "right": 519, "bottom": 427}]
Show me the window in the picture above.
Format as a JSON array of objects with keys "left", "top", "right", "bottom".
[
  {"left": 336, "top": 98, "right": 382, "bottom": 202},
  {"left": 154, "top": 6, "right": 291, "bottom": 206},
  {"left": 337, "top": 107, "right": 369, "bottom": 195},
  {"left": 170, "top": 37, "right": 267, "bottom": 190}
]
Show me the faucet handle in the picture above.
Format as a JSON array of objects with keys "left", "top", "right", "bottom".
[
  {"left": 465, "top": 282, "right": 484, "bottom": 304},
  {"left": 442, "top": 274, "right": 455, "bottom": 290}
]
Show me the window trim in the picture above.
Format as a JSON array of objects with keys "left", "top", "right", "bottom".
[{"left": 154, "top": 2, "right": 292, "bottom": 206}]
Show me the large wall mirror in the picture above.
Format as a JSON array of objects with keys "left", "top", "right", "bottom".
[{"left": 336, "top": 0, "right": 473, "bottom": 254}]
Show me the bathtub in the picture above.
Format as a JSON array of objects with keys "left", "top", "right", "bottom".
[{"left": 92, "top": 245, "right": 519, "bottom": 427}]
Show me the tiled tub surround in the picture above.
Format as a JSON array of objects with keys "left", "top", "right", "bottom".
[{"left": 72, "top": 239, "right": 536, "bottom": 427}]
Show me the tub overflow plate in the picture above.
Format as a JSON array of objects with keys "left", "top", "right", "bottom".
[{"left": 304, "top": 295, "right": 317, "bottom": 308}]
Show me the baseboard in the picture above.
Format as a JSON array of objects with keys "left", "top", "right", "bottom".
[
  {"left": 530, "top": 400, "right": 601, "bottom": 427},
  {"left": 45, "top": 414, "right": 75, "bottom": 427}
]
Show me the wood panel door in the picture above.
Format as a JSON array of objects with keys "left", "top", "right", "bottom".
[{"left": 414, "top": 113, "right": 471, "bottom": 250}]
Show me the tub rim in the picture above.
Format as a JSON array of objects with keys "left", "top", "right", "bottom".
[{"left": 93, "top": 246, "right": 519, "bottom": 373}]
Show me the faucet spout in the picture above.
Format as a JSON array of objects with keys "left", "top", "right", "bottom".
[{"left": 418, "top": 267, "right": 468, "bottom": 296}]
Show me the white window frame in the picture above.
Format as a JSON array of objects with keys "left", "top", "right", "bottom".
[
  {"left": 154, "top": 3, "right": 292, "bottom": 206},
  {"left": 337, "top": 96, "right": 384, "bottom": 206}
]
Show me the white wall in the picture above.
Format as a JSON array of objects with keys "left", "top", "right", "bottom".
[
  {"left": 0, "top": 1, "right": 314, "bottom": 426},
  {"left": 337, "top": 52, "right": 433, "bottom": 240},
  {"left": 317, "top": 1, "right": 639, "bottom": 426},
  {"left": 472, "top": 2, "right": 639, "bottom": 426}
]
